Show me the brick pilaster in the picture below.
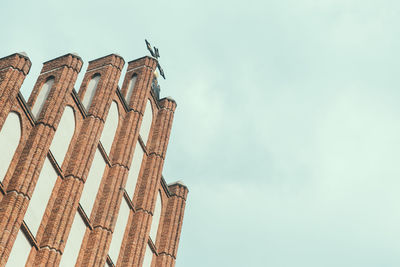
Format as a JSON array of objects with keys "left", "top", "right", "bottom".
[
  {"left": 155, "top": 183, "right": 188, "bottom": 267},
  {"left": 118, "top": 97, "right": 177, "bottom": 266},
  {"left": 0, "top": 54, "right": 82, "bottom": 267},
  {"left": 111, "top": 56, "right": 157, "bottom": 167},
  {"left": 77, "top": 57, "right": 158, "bottom": 267},
  {"left": 120, "top": 56, "right": 157, "bottom": 112},
  {"left": 0, "top": 53, "right": 31, "bottom": 130},
  {"left": 32, "top": 54, "right": 124, "bottom": 266}
]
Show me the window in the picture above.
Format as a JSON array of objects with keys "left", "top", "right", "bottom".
[
  {"left": 0, "top": 112, "right": 21, "bottom": 184},
  {"left": 82, "top": 74, "right": 100, "bottom": 111},
  {"left": 125, "top": 74, "right": 137, "bottom": 104},
  {"left": 32, "top": 77, "right": 54, "bottom": 118}
]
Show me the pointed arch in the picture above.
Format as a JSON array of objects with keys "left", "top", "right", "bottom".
[
  {"left": 32, "top": 77, "right": 54, "bottom": 118},
  {"left": 82, "top": 74, "right": 101, "bottom": 111},
  {"left": 126, "top": 73, "right": 137, "bottom": 104}
]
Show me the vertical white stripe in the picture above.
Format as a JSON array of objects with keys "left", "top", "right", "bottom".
[
  {"left": 139, "top": 99, "right": 153, "bottom": 146},
  {"left": 142, "top": 244, "right": 153, "bottom": 267},
  {"left": 100, "top": 101, "right": 119, "bottom": 155},
  {"left": 59, "top": 212, "right": 87, "bottom": 267},
  {"left": 50, "top": 106, "right": 75, "bottom": 166},
  {"left": 125, "top": 142, "right": 144, "bottom": 199},
  {"left": 0, "top": 112, "right": 21, "bottom": 183},
  {"left": 24, "top": 158, "right": 58, "bottom": 236},
  {"left": 6, "top": 229, "right": 31, "bottom": 267},
  {"left": 80, "top": 148, "right": 106, "bottom": 218},
  {"left": 108, "top": 199, "right": 130, "bottom": 263},
  {"left": 149, "top": 191, "right": 162, "bottom": 242}
]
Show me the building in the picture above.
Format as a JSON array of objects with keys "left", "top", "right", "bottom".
[{"left": 0, "top": 52, "right": 188, "bottom": 266}]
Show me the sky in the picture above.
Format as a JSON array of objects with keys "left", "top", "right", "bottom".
[{"left": 2, "top": 0, "right": 400, "bottom": 266}]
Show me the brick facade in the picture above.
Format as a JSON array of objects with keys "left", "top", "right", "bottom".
[{"left": 0, "top": 52, "right": 188, "bottom": 267}]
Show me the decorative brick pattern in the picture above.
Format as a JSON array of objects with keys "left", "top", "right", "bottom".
[
  {"left": 156, "top": 183, "right": 188, "bottom": 267},
  {"left": 0, "top": 52, "right": 188, "bottom": 267},
  {"left": 76, "top": 57, "right": 158, "bottom": 267},
  {"left": 118, "top": 97, "right": 177, "bottom": 267},
  {"left": 0, "top": 53, "right": 82, "bottom": 266}
]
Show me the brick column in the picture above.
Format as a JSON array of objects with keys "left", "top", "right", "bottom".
[
  {"left": 33, "top": 54, "right": 124, "bottom": 266},
  {"left": 112, "top": 56, "right": 158, "bottom": 166},
  {"left": 118, "top": 97, "right": 177, "bottom": 266},
  {"left": 155, "top": 182, "right": 188, "bottom": 267},
  {"left": 0, "top": 54, "right": 82, "bottom": 266},
  {"left": 0, "top": 53, "right": 31, "bottom": 129},
  {"left": 77, "top": 56, "right": 158, "bottom": 266}
]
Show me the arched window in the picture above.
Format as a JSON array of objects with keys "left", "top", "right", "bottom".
[
  {"left": 50, "top": 106, "right": 75, "bottom": 166},
  {"left": 82, "top": 74, "right": 100, "bottom": 111},
  {"left": 140, "top": 99, "right": 153, "bottom": 146},
  {"left": 100, "top": 101, "right": 119, "bottom": 155},
  {"left": 0, "top": 112, "right": 21, "bottom": 184},
  {"left": 32, "top": 77, "right": 54, "bottom": 118},
  {"left": 125, "top": 74, "right": 137, "bottom": 104},
  {"left": 149, "top": 191, "right": 162, "bottom": 242}
]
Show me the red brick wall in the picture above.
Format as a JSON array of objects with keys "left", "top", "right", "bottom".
[{"left": 0, "top": 52, "right": 188, "bottom": 267}]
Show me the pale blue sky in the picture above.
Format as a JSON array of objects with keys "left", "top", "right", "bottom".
[{"left": 2, "top": 0, "right": 400, "bottom": 266}]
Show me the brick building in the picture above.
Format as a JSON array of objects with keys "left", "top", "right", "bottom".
[{"left": 0, "top": 52, "right": 188, "bottom": 266}]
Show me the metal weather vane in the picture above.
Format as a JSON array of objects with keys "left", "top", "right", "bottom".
[{"left": 145, "top": 39, "right": 165, "bottom": 79}]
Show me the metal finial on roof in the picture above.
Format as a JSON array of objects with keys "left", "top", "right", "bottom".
[{"left": 145, "top": 39, "right": 166, "bottom": 79}]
